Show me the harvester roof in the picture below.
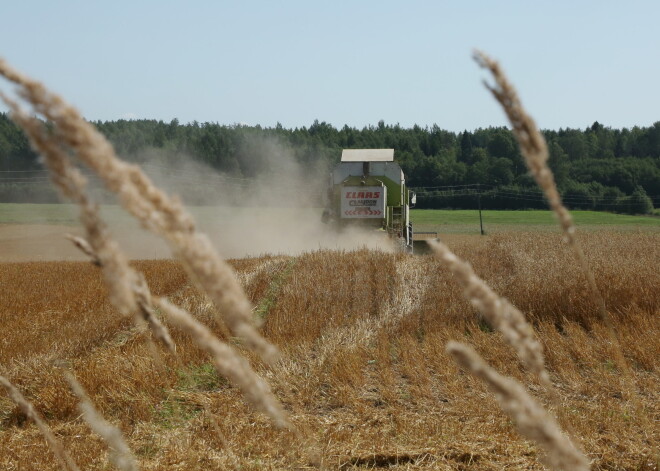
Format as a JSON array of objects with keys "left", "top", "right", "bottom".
[{"left": 340, "top": 149, "right": 394, "bottom": 162}]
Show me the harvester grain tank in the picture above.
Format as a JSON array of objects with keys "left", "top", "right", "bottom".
[{"left": 322, "top": 149, "right": 416, "bottom": 252}]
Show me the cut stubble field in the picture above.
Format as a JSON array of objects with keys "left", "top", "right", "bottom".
[{"left": 0, "top": 230, "right": 658, "bottom": 469}]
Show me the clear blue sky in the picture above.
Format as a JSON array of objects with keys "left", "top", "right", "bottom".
[{"left": 1, "top": 0, "right": 658, "bottom": 132}]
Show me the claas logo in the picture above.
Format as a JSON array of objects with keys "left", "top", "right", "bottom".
[{"left": 344, "top": 191, "right": 381, "bottom": 199}]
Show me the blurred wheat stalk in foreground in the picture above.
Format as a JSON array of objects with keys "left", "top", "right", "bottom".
[
  {"left": 447, "top": 342, "right": 589, "bottom": 471},
  {"left": 0, "top": 56, "right": 295, "bottom": 468},
  {"left": 428, "top": 238, "right": 550, "bottom": 386},
  {"left": 473, "top": 51, "right": 656, "bottom": 466},
  {"left": 473, "top": 51, "right": 613, "bottom": 324},
  {"left": 0, "top": 51, "right": 649, "bottom": 470},
  {"left": 65, "top": 373, "right": 139, "bottom": 471},
  {"left": 0, "top": 57, "right": 277, "bottom": 364},
  {"left": 431, "top": 51, "right": 594, "bottom": 471},
  {"left": 0, "top": 375, "right": 80, "bottom": 471}
]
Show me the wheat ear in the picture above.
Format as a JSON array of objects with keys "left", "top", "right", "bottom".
[
  {"left": 0, "top": 58, "right": 277, "bottom": 363},
  {"left": 473, "top": 51, "right": 603, "bottom": 303},
  {"left": 474, "top": 53, "right": 657, "bottom": 464},
  {"left": 446, "top": 342, "right": 590, "bottom": 471},
  {"left": 0, "top": 97, "right": 175, "bottom": 352},
  {"left": 0, "top": 82, "right": 292, "bottom": 431},
  {"left": 0, "top": 375, "right": 81, "bottom": 471},
  {"left": 64, "top": 372, "right": 139, "bottom": 471}
]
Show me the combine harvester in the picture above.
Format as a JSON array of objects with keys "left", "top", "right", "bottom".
[{"left": 322, "top": 149, "right": 416, "bottom": 253}]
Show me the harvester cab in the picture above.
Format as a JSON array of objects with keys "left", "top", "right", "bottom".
[{"left": 322, "top": 149, "right": 414, "bottom": 252}]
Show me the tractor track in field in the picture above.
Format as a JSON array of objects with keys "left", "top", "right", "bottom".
[{"left": 272, "top": 255, "right": 428, "bottom": 378}]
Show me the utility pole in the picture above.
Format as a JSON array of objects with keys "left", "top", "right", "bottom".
[{"left": 477, "top": 183, "right": 484, "bottom": 235}]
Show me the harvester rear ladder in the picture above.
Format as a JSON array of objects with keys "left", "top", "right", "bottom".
[{"left": 387, "top": 206, "right": 404, "bottom": 237}]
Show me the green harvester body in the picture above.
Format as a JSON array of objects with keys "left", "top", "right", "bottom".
[{"left": 322, "top": 149, "right": 415, "bottom": 252}]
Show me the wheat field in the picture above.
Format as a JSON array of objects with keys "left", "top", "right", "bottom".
[
  {"left": 0, "top": 53, "right": 658, "bottom": 470},
  {"left": 0, "top": 232, "right": 658, "bottom": 469}
]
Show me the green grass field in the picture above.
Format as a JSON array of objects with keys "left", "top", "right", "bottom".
[
  {"left": 1, "top": 203, "right": 658, "bottom": 233},
  {"left": 0, "top": 203, "right": 80, "bottom": 224},
  {"left": 411, "top": 209, "right": 660, "bottom": 235},
  {"left": 411, "top": 209, "right": 660, "bottom": 227},
  {"left": 0, "top": 204, "right": 322, "bottom": 226}
]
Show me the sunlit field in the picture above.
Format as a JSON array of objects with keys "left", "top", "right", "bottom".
[
  {"left": 1, "top": 49, "right": 658, "bottom": 471},
  {"left": 1, "top": 231, "right": 658, "bottom": 469}
]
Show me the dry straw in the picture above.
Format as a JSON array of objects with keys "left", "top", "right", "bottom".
[
  {"left": 474, "top": 53, "right": 654, "bottom": 459},
  {"left": 64, "top": 372, "right": 139, "bottom": 471},
  {"left": 428, "top": 239, "right": 551, "bottom": 388},
  {"left": 0, "top": 375, "right": 81, "bottom": 471},
  {"left": 0, "top": 97, "right": 175, "bottom": 352},
  {"left": 64, "top": 231, "right": 292, "bottom": 429},
  {"left": 0, "top": 57, "right": 278, "bottom": 364},
  {"left": 473, "top": 50, "right": 608, "bottom": 322},
  {"left": 446, "top": 342, "right": 590, "bottom": 471},
  {"left": 154, "top": 297, "right": 292, "bottom": 430},
  {"left": 0, "top": 58, "right": 293, "bottom": 431}
]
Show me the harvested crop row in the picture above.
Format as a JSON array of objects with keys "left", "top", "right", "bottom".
[{"left": 1, "top": 232, "right": 657, "bottom": 469}]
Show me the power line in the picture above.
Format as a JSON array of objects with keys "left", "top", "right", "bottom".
[
  {"left": 409, "top": 183, "right": 487, "bottom": 190},
  {"left": 1, "top": 174, "right": 657, "bottom": 207}
]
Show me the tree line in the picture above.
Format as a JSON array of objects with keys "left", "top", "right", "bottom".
[{"left": 1, "top": 113, "right": 658, "bottom": 213}]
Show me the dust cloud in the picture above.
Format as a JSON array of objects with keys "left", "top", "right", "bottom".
[
  {"left": 134, "top": 136, "right": 395, "bottom": 259},
  {"left": 1, "top": 135, "right": 394, "bottom": 261}
]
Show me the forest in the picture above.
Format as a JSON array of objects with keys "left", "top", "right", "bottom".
[{"left": 0, "top": 113, "right": 658, "bottom": 213}]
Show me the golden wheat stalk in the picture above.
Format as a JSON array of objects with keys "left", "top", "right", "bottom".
[
  {"left": 428, "top": 239, "right": 551, "bottom": 388},
  {"left": 0, "top": 375, "right": 81, "bottom": 471},
  {"left": 61, "top": 231, "right": 290, "bottom": 429},
  {"left": 64, "top": 372, "right": 139, "bottom": 471},
  {"left": 446, "top": 342, "right": 590, "bottom": 471},
  {"left": 0, "top": 57, "right": 278, "bottom": 363},
  {"left": 153, "top": 296, "right": 292, "bottom": 430},
  {"left": 0, "top": 74, "right": 293, "bottom": 433},
  {"left": 66, "top": 234, "right": 101, "bottom": 265},
  {"left": 62, "top": 234, "right": 292, "bottom": 431},
  {"left": 473, "top": 50, "right": 605, "bottom": 317},
  {"left": 473, "top": 53, "right": 657, "bottom": 463},
  {"left": 0, "top": 97, "right": 175, "bottom": 352}
]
